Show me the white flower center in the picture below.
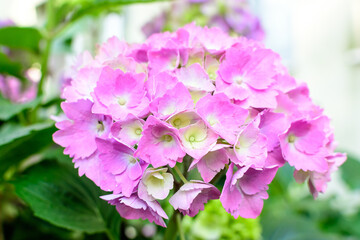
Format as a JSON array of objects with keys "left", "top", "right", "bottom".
[
  {"left": 234, "top": 76, "right": 244, "bottom": 85},
  {"left": 162, "top": 134, "right": 173, "bottom": 142},
  {"left": 118, "top": 98, "right": 127, "bottom": 106},
  {"left": 173, "top": 118, "right": 182, "bottom": 127},
  {"left": 129, "top": 157, "right": 137, "bottom": 164},
  {"left": 96, "top": 121, "right": 105, "bottom": 133},
  {"left": 135, "top": 128, "right": 142, "bottom": 135},
  {"left": 288, "top": 134, "right": 296, "bottom": 143}
]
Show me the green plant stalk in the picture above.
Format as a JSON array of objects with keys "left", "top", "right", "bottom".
[
  {"left": 0, "top": 208, "right": 3, "bottom": 240},
  {"left": 176, "top": 213, "right": 185, "bottom": 240},
  {"left": 105, "top": 229, "right": 116, "bottom": 240},
  {"left": 17, "top": 111, "right": 28, "bottom": 125},
  {"left": 174, "top": 165, "right": 188, "bottom": 184},
  {"left": 37, "top": 38, "right": 52, "bottom": 97},
  {"left": 0, "top": 187, "right": 4, "bottom": 240},
  {"left": 38, "top": 0, "right": 56, "bottom": 97},
  {"left": 165, "top": 211, "right": 186, "bottom": 240},
  {"left": 164, "top": 211, "right": 178, "bottom": 240}
]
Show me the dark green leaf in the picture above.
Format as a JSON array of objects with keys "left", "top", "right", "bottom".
[
  {"left": 13, "top": 161, "right": 121, "bottom": 239},
  {"left": 4, "top": 208, "right": 76, "bottom": 240},
  {"left": 0, "top": 52, "right": 25, "bottom": 80},
  {"left": 0, "top": 123, "right": 55, "bottom": 177},
  {"left": 0, "top": 96, "right": 41, "bottom": 121},
  {"left": 0, "top": 27, "right": 42, "bottom": 52}
]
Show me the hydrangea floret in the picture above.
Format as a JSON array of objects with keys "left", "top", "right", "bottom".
[{"left": 53, "top": 23, "right": 346, "bottom": 227}]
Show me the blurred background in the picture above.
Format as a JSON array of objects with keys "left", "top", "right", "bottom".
[{"left": 0, "top": 0, "right": 359, "bottom": 239}]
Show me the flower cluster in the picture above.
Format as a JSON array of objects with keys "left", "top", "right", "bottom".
[
  {"left": 143, "top": 0, "right": 264, "bottom": 41},
  {"left": 53, "top": 24, "right": 346, "bottom": 226}
]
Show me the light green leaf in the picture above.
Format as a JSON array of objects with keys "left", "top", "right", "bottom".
[
  {"left": 340, "top": 154, "right": 360, "bottom": 189},
  {"left": 0, "top": 96, "right": 41, "bottom": 121},
  {"left": 0, "top": 27, "right": 42, "bottom": 52},
  {"left": 0, "top": 122, "right": 52, "bottom": 146}
]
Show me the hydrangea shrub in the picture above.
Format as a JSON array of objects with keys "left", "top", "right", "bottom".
[{"left": 53, "top": 24, "right": 346, "bottom": 227}]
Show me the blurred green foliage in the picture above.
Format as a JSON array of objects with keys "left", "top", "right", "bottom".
[
  {"left": 183, "top": 200, "right": 261, "bottom": 240},
  {"left": 261, "top": 159, "right": 360, "bottom": 240}
]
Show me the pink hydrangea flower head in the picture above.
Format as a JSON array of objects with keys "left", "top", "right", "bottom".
[
  {"left": 92, "top": 67, "right": 149, "bottom": 121},
  {"left": 53, "top": 99, "right": 112, "bottom": 159},
  {"left": 53, "top": 24, "right": 346, "bottom": 226},
  {"left": 220, "top": 164, "right": 278, "bottom": 218},
  {"left": 169, "top": 180, "right": 220, "bottom": 217},
  {"left": 138, "top": 168, "right": 174, "bottom": 201},
  {"left": 135, "top": 116, "right": 186, "bottom": 168},
  {"left": 101, "top": 193, "right": 168, "bottom": 227}
]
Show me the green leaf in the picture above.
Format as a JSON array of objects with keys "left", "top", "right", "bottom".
[
  {"left": 0, "top": 52, "right": 25, "bottom": 80},
  {"left": 73, "top": 0, "right": 168, "bottom": 19},
  {"left": 56, "top": 0, "right": 169, "bottom": 31},
  {"left": 0, "top": 96, "right": 41, "bottom": 121},
  {"left": 0, "top": 122, "right": 55, "bottom": 177},
  {"left": 13, "top": 161, "right": 121, "bottom": 239},
  {"left": 340, "top": 154, "right": 360, "bottom": 189},
  {"left": 0, "top": 122, "right": 52, "bottom": 146},
  {"left": 0, "top": 27, "right": 42, "bottom": 52}
]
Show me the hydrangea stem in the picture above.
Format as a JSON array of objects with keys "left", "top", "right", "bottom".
[
  {"left": 174, "top": 165, "right": 188, "bottom": 184},
  {"left": 38, "top": 0, "right": 55, "bottom": 97},
  {"left": 176, "top": 212, "right": 185, "bottom": 240},
  {"left": 165, "top": 211, "right": 185, "bottom": 240}
]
